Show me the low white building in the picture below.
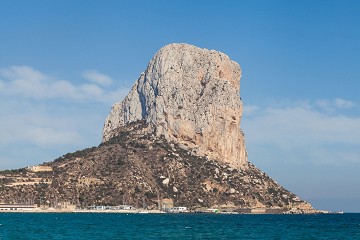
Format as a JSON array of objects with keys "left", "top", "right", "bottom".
[
  {"left": 117, "top": 205, "right": 134, "bottom": 210},
  {"left": 87, "top": 205, "right": 135, "bottom": 211},
  {"left": 27, "top": 166, "right": 53, "bottom": 172},
  {"left": 166, "top": 206, "right": 187, "bottom": 213},
  {"left": 0, "top": 204, "right": 37, "bottom": 211},
  {"left": 57, "top": 201, "right": 76, "bottom": 211}
]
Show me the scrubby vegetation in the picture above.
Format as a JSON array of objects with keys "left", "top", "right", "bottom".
[{"left": 0, "top": 121, "right": 308, "bottom": 211}]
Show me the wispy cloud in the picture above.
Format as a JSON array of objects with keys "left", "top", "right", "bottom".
[
  {"left": 334, "top": 98, "right": 355, "bottom": 109},
  {"left": 82, "top": 69, "right": 113, "bottom": 86},
  {"left": 315, "top": 98, "right": 356, "bottom": 112},
  {"left": 243, "top": 104, "right": 259, "bottom": 116},
  {"left": 0, "top": 65, "right": 130, "bottom": 169},
  {"left": 0, "top": 65, "right": 128, "bottom": 104},
  {"left": 0, "top": 97, "right": 97, "bottom": 148},
  {"left": 26, "top": 128, "right": 82, "bottom": 147},
  {"left": 0, "top": 99, "right": 98, "bottom": 169},
  {"left": 242, "top": 100, "right": 360, "bottom": 166}
]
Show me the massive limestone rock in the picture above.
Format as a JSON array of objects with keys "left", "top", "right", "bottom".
[
  {"left": 103, "top": 43, "right": 247, "bottom": 168},
  {"left": 0, "top": 43, "right": 317, "bottom": 212}
]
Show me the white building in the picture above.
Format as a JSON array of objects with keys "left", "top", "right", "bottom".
[
  {"left": 27, "top": 166, "right": 53, "bottom": 172},
  {"left": 166, "top": 206, "right": 187, "bottom": 213},
  {"left": 0, "top": 204, "right": 37, "bottom": 211}
]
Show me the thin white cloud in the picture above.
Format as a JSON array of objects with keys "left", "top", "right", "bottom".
[
  {"left": 80, "top": 83, "right": 104, "bottom": 97},
  {"left": 315, "top": 99, "right": 330, "bottom": 110},
  {"left": 0, "top": 106, "right": 85, "bottom": 147},
  {"left": 50, "top": 80, "right": 77, "bottom": 98},
  {"left": 242, "top": 100, "right": 360, "bottom": 165},
  {"left": 315, "top": 98, "right": 356, "bottom": 112},
  {"left": 25, "top": 127, "right": 82, "bottom": 147},
  {"left": 1, "top": 65, "right": 50, "bottom": 98},
  {"left": 0, "top": 65, "right": 128, "bottom": 104},
  {"left": 334, "top": 98, "right": 355, "bottom": 109},
  {"left": 0, "top": 65, "right": 44, "bottom": 81},
  {"left": 82, "top": 69, "right": 113, "bottom": 86},
  {"left": 0, "top": 65, "right": 131, "bottom": 170},
  {"left": 101, "top": 86, "right": 131, "bottom": 104},
  {"left": 243, "top": 104, "right": 259, "bottom": 116}
]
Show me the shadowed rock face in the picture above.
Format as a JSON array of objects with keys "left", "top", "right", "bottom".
[{"left": 103, "top": 43, "right": 247, "bottom": 168}]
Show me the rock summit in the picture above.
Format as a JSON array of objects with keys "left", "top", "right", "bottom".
[{"left": 103, "top": 43, "right": 247, "bottom": 168}]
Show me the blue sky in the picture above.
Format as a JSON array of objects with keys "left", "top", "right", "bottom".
[{"left": 0, "top": 0, "right": 359, "bottom": 212}]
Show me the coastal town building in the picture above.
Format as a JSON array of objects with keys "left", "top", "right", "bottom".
[
  {"left": 205, "top": 208, "right": 219, "bottom": 213},
  {"left": 87, "top": 205, "right": 135, "bottom": 211},
  {"left": 159, "top": 198, "right": 174, "bottom": 211},
  {"left": 57, "top": 201, "right": 76, "bottom": 211},
  {"left": 26, "top": 165, "right": 53, "bottom": 172},
  {"left": 166, "top": 207, "right": 187, "bottom": 213},
  {"left": 0, "top": 204, "right": 37, "bottom": 211}
]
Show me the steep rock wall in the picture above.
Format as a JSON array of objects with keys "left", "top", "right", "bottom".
[{"left": 103, "top": 43, "right": 247, "bottom": 168}]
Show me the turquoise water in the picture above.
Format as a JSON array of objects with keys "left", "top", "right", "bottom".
[{"left": 0, "top": 213, "right": 359, "bottom": 239}]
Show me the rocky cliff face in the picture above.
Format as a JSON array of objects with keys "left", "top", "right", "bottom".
[{"left": 103, "top": 43, "right": 247, "bottom": 168}]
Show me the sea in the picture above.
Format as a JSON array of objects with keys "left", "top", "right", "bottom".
[{"left": 0, "top": 213, "right": 359, "bottom": 239}]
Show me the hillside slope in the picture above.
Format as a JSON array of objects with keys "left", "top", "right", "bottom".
[{"left": 0, "top": 121, "right": 312, "bottom": 212}]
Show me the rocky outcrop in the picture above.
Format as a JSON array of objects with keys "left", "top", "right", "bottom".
[
  {"left": 0, "top": 121, "right": 315, "bottom": 212},
  {"left": 103, "top": 43, "right": 247, "bottom": 168},
  {"left": 0, "top": 44, "right": 317, "bottom": 212}
]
